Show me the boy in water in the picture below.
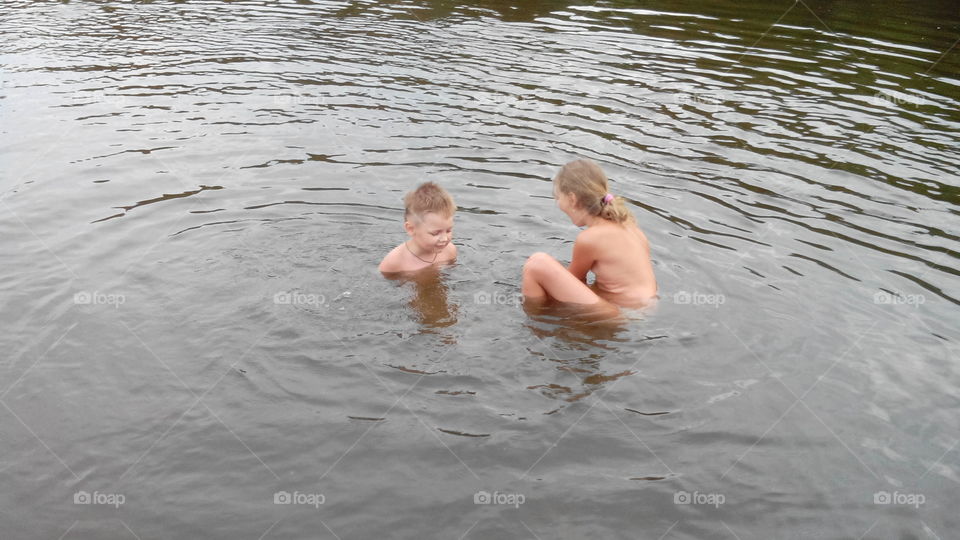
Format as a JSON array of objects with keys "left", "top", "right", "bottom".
[{"left": 379, "top": 182, "right": 457, "bottom": 273}]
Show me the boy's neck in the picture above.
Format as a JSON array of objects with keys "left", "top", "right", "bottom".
[{"left": 406, "top": 241, "right": 437, "bottom": 260}]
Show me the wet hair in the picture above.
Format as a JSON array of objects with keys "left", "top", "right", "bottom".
[
  {"left": 554, "top": 159, "right": 635, "bottom": 224},
  {"left": 404, "top": 181, "right": 456, "bottom": 223}
]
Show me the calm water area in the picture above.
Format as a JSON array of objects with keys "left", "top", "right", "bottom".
[{"left": 1, "top": 0, "right": 958, "bottom": 538}]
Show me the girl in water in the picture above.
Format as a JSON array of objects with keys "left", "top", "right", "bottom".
[{"left": 522, "top": 159, "right": 657, "bottom": 309}]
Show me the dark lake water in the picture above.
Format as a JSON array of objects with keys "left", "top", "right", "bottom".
[{"left": 2, "top": 0, "right": 958, "bottom": 538}]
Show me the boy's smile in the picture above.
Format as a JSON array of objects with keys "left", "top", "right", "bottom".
[{"left": 405, "top": 211, "right": 454, "bottom": 257}]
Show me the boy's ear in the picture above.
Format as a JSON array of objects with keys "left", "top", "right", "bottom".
[{"left": 403, "top": 220, "right": 415, "bottom": 235}]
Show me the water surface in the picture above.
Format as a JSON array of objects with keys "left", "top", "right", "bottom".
[{"left": 1, "top": 1, "right": 958, "bottom": 538}]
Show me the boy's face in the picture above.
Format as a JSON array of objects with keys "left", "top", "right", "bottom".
[{"left": 405, "top": 211, "right": 454, "bottom": 253}]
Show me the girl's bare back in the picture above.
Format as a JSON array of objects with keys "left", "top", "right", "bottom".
[{"left": 585, "top": 221, "right": 657, "bottom": 306}]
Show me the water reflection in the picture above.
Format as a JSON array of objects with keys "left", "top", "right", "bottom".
[
  {"left": 333, "top": 0, "right": 594, "bottom": 23},
  {"left": 92, "top": 184, "right": 224, "bottom": 223},
  {"left": 386, "top": 265, "right": 459, "bottom": 336},
  {"left": 523, "top": 301, "right": 654, "bottom": 407}
]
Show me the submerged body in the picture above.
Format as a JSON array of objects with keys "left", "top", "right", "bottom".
[
  {"left": 379, "top": 182, "right": 457, "bottom": 274},
  {"left": 522, "top": 159, "right": 657, "bottom": 310},
  {"left": 523, "top": 218, "right": 657, "bottom": 309},
  {"left": 379, "top": 236, "right": 457, "bottom": 274}
]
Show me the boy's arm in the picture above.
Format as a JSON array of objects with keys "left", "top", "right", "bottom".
[{"left": 567, "top": 232, "right": 597, "bottom": 283}]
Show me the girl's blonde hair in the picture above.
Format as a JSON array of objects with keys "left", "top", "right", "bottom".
[{"left": 554, "top": 159, "right": 635, "bottom": 224}]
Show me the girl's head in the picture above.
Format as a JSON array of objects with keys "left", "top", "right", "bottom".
[{"left": 553, "top": 159, "right": 635, "bottom": 226}]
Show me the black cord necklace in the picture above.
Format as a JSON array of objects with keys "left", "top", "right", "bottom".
[{"left": 405, "top": 241, "right": 438, "bottom": 264}]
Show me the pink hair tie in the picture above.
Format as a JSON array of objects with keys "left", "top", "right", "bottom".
[{"left": 602, "top": 193, "right": 614, "bottom": 206}]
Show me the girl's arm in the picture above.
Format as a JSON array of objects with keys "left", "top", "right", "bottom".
[{"left": 567, "top": 232, "right": 598, "bottom": 283}]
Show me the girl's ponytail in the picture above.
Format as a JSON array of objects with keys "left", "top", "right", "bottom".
[
  {"left": 555, "top": 159, "right": 636, "bottom": 225},
  {"left": 598, "top": 194, "right": 635, "bottom": 224}
]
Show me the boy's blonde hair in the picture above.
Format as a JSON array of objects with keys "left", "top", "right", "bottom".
[
  {"left": 404, "top": 182, "right": 455, "bottom": 222},
  {"left": 554, "top": 159, "right": 635, "bottom": 224}
]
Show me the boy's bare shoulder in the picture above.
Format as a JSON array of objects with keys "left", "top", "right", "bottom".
[{"left": 378, "top": 244, "right": 407, "bottom": 273}]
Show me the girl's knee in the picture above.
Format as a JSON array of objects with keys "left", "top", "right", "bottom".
[
  {"left": 524, "top": 252, "right": 553, "bottom": 273},
  {"left": 526, "top": 251, "right": 554, "bottom": 264}
]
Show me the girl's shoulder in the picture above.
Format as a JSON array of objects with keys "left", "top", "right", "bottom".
[
  {"left": 582, "top": 220, "right": 634, "bottom": 237},
  {"left": 581, "top": 221, "right": 646, "bottom": 250},
  {"left": 576, "top": 222, "right": 619, "bottom": 248}
]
